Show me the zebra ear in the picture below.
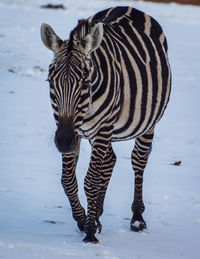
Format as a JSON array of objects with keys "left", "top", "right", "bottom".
[
  {"left": 40, "top": 23, "right": 64, "bottom": 53},
  {"left": 84, "top": 23, "right": 103, "bottom": 54}
]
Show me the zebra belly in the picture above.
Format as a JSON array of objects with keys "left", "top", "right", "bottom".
[
  {"left": 112, "top": 110, "right": 154, "bottom": 141},
  {"left": 112, "top": 96, "right": 155, "bottom": 141}
]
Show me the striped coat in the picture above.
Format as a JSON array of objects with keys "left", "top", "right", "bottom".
[{"left": 80, "top": 7, "right": 171, "bottom": 141}]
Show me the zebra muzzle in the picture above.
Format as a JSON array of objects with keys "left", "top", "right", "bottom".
[{"left": 54, "top": 117, "right": 78, "bottom": 154}]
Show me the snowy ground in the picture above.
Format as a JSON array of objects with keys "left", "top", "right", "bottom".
[{"left": 0, "top": 0, "right": 200, "bottom": 258}]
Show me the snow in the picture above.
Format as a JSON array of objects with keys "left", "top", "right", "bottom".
[{"left": 0, "top": 0, "right": 200, "bottom": 258}]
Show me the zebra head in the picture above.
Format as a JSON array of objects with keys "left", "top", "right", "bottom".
[{"left": 41, "top": 21, "right": 103, "bottom": 154}]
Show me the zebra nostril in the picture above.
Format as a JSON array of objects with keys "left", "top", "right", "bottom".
[
  {"left": 54, "top": 131, "right": 63, "bottom": 150},
  {"left": 71, "top": 138, "right": 75, "bottom": 148},
  {"left": 71, "top": 135, "right": 77, "bottom": 149}
]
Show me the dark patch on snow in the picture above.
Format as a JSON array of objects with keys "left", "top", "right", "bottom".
[
  {"left": 8, "top": 69, "right": 15, "bottom": 73},
  {"left": 40, "top": 4, "right": 66, "bottom": 10},
  {"left": 171, "top": 161, "right": 182, "bottom": 166}
]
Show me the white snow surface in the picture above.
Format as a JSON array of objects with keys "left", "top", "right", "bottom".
[{"left": 0, "top": 0, "right": 200, "bottom": 258}]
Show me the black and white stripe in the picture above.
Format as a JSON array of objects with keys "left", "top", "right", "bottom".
[
  {"left": 82, "top": 7, "right": 171, "bottom": 141},
  {"left": 41, "top": 6, "right": 171, "bottom": 243}
]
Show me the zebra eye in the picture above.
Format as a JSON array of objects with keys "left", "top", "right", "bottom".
[
  {"left": 83, "top": 67, "right": 89, "bottom": 78},
  {"left": 50, "top": 87, "right": 55, "bottom": 95}
]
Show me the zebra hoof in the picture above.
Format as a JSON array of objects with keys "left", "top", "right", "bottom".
[
  {"left": 96, "top": 219, "right": 102, "bottom": 234},
  {"left": 130, "top": 215, "right": 147, "bottom": 232},
  {"left": 83, "top": 234, "right": 99, "bottom": 244},
  {"left": 130, "top": 220, "right": 147, "bottom": 232}
]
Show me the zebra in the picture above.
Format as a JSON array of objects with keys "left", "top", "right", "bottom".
[{"left": 40, "top": 6, "right": 171, "bottom": 243}]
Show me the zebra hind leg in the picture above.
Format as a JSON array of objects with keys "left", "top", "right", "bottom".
[
  {"left": 83, "top": 152, "right": 102, "bottom": 243},
  {"left": 130, "top": 128, "right": 154, "bottom": 232},
  {"left": 96, "top": 144, "right": 116, "bottom": 233},
  {"left": 83, "top": 131, "right": 114, "bottom": 243}
]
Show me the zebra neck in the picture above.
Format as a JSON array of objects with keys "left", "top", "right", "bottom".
[{"left": 90, "top": 57, "right": 101, "bottom": 97}]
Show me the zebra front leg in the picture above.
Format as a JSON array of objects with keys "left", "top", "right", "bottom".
[
  {"left": 62, "top": 154, "right": 86, "bottom": 231},
  {"left": 83, "top": 133, "right": 112, "bottom": 243},
  {"left": 96, "top": 144, "right": 116, "bottom": 233},
  {"left": 130, "top": 128, "right": 154, "bottom": 232}
]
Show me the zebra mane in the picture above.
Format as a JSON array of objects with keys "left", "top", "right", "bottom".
[{"left": 68, "top": 19, "right": 89, "bottom": 53}]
